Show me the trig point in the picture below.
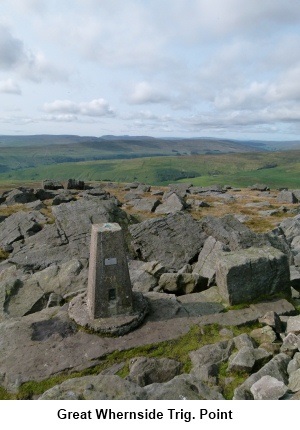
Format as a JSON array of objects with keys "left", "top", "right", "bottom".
[
  {"left": 68, "top": 222, "right": 148, "bottom": 336},
  {"left": 87, "top": 223, "right": 133, "bottom": 318}
]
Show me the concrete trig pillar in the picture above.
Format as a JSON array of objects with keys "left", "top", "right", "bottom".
[{"left": 87, "top": 223, "right": 133, "bottom": 318}]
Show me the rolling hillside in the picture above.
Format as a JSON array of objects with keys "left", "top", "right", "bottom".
[{"left": 1, "top": 149, "right": 300, "bottom": 189}]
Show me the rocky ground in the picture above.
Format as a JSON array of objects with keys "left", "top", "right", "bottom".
[{"left": 0, "top": 179, "right": 300, "bottom": 400}]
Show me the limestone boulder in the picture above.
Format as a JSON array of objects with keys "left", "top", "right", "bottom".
[
  {"left": 155, "top": 192, "right": 186, "bottom": 214},
  {"left": 227, "top": 347, "right": 256, "bottom": 373},
  {"left": 158, "top": 273, "right": 208, "bottom": 295},
  {"left": 52, "top": 192, "right": 76, "bottom": 206},
  {"left": 250, "top": 326, "right": 277, "bottom": 345},
  {"left": 39, "top": 374, "right": 145, "bottom": 400},
  {"left": 258, "top": 311, "right": 283, "bottom": 334},
  {"left": 277, "top": 190, "right": 298, "bottom": 204},
  {"left": 233, "top": 353, "right": 290, "bottom": 399},
  {"left": 10, "top": 198, "right": 131, "bottom": 270},
  {"left": 3, "top": 187, "right": 37, "bottom": 205},
  {"left": 193, "top": 236, "right": 229, "bottom": 286},
  {"left": 215, "top": 246, "right": 291, "bottom": 305},
  {"left": 42, "top": 179, "right": 64, "bottom": 190},
  {"left": 0, "top": 259, "right": 87, "bottom": 319},
  {"left": 67, "top": 179, "right": 85, "bottom": 190},
  {"left": 128, "top": 260, "right": 158, "bottom": 293},
  {"left": 127, "top": 198, "right": 161, "bottom": 213},
  {"left": 250, "top": 375, "right": 288, "bottom": 400},
  {"left": 190, "top": 340, "right": 234, "bottom": 371},
  {"left": 233, "top": 333, "right": 257, "bottom": 350},
  {"left": 288, "top": 369, "right": 300, "bottom": 392},
  {"left": 129, "top": 212, "right": 207, "bottom": 271},
  {"left": 9, "top": 223, "right": 69, "bottom": 270},
  {"left": 0, "top": 210, "right": 46, "bottom": 251},
  {"left": 143, "top": 374, "right": 224, "bottom": 400},
  {"left": 200, "top": 215, "right": 261, "bottom": 250},
  {"left": 286, "top": 315, "right": 300, "bottom": 334},
  {"left": 127, "top": 357, "right": 182, "bottom": 387},
  {"left": 279, "top": 214, "right": 300, "bottom": 243},
  {"left": 280, "top": 333, "right": 300, "bottom": 356},
  {"left": 287, "top": 352, "right": 300, "bottom": 375}
]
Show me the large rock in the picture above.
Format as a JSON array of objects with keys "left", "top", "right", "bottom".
[
  {"left": 289, "top": 369, "right": 300, "bottom": 392},
  {"left": 155, "top": 192, "right": 186, "bottom": 214},
  {"left": 128, "top": 260, "right": 158, "bottom": 293},
  {"left": 127, "top": 198, "right": 161, "bottom": 213},
  {"left": 286, "top": 315, "right": 300, "bottom": 334},
  {"left": 9, "top": 223, "right": 69, "bottom": 270},
  {"left": 0, "top": 259, "right": 87, "bottom": 319},
  {"left": 193, "top": 236, "right": 229, "bottom": 286},
  {"left": 190, "top": 340, "right": 234, "bottom": 370},
  {"left": 127, "top": 357, "right": 182, "bottom": 387},
  {"left": 129, "top": 212, "right": 207, "bottom": 271},
  {"left": 2, "top": 188, "right": 37, "bottom": 205},
  {"left": 143, "top": 374, "right": 224, "bottom": 400},
  {"left": 0, "top": 210, "right": 46, "bottom": 250},
  {"left": 233, "top": 353, "right": 290, "bottom": 399},
  {"left": 215, "top": 246, "right": 291, "bottom": 305},
  {"left": 10, "top": 198, "right": 130, "bottom": 270},
  {"left": 158, "top": 273, "right": 208, "bottom": 295},
  {"left": 227, "top": 346, "right": 256, "bottom": 373},
  {"left": 200, "top": 215, "right": 261, "bottom": 250},
  {"left": 250, "top": 375, "right": 288, "bottom": 400},
  {"left": 52, "top": 192, "right": 76, "bottom": 206},
  {"left": 42, "top": 179, "right": 64, "bottom": 190},
  {"left": 279, "top": 215, "right": 300, "bottom": 243},
  {"left": 39, "top": 374, "right": 145, "bottom": 400},
  {"left": 67, "top": 179, "right": 85, "bottom": 190},
  {"left": 39, "top": 375, "right": 223, "bottom": 400},
  {"left": 277, "top": 190, "right": 298, "bottom": 204}
]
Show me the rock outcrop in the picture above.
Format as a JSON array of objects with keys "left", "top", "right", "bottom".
[{"left": 0, "top": 180, "right": 300, "bottom": 401}]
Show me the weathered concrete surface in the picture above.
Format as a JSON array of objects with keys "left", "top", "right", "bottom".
[{"left": 87, "top": 223, "right": 133, "bottom": 318}]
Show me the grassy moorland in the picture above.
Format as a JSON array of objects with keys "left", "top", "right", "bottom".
[{"left": 1, "top": 149, "right": 300, "bottom": 189}]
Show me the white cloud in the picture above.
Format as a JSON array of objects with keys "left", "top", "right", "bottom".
[
  {"left": 0, "top": 78, "right": 21, "bottom": 94},
  {"left": 43, "top": 98, "right": 115, "bottom": 117},
  {"left": 128, "top": 82, "right": 170, "bottom": 104},
  {"left": 42, "top": 114, "right": 78, "bottom": 122},
  {"left": 79, "top": 99, "right": 115, "bottom": 117},
  {"left": 1, "top": 0, "right": 300, "bottom": 138},
  {"left": 0, "top": 24, "right": 68, "bottom": 82},
  {"left": 43, "top": 100, "right": 79, "bottom": 114}
]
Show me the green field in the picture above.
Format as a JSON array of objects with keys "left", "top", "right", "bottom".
[{"left": 1, "top": 149, "right": 300, "bottom": 189}]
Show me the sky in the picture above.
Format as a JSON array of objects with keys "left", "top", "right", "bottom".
[{"left": 1, "top": 0, "right": 300, "bottom": 140}]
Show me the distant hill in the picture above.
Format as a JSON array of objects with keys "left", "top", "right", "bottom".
[
  {"left": 1, "top": 134, "right": 300, "bottom": 187},
  {"left": 0, "top": 134, "right": 269, "bottom": 174},
  {"left": 0, "top": 134, "right": 268, "bottom": 152}
]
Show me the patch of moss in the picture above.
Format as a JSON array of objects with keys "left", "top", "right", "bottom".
[
  {"left": 218, "top": 362, "right": 248, "bottom": 400},
  {"left": 0, "top": 386, "right": 15, "bottom": 400},
  {"left": 0, "top": 248, "right": 9, "bottom": 261}
]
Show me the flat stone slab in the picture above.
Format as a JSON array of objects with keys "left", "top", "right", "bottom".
[
  {"left": 68, "top": 292, "right": 149, "bottom": 336},
  {"left": 250, "top": 299, "right": 296, "bottom": 317},
  {"left": 0, "top": 295, "right": 295, "bottom": 392},
  {"left": 177, "top": 293, "right": 225, "bottom": 316}
]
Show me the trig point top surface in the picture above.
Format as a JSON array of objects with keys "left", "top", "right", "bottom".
[{"left": 92, "top": 223, "right": 121, "bottom": 233}]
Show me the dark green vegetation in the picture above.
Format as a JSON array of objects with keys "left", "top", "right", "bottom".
[{"left": 0, "top": 323, "right": 260, "bottom": 400}]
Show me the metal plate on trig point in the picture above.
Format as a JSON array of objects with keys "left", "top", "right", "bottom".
[{"left": 105, "top": 258, "right": 117, "bottom": 266}]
